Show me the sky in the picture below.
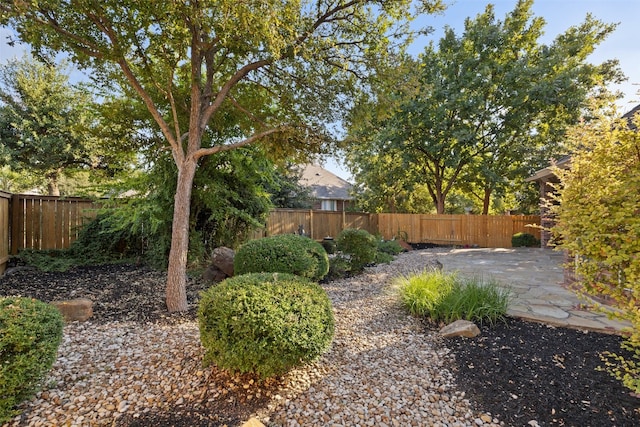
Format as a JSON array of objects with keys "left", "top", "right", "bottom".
[{"left": 1, "top": 1, "right": 639, "bottom": 181}]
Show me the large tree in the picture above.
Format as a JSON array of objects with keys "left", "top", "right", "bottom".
[
  {"left": 346, "top": 0, "right": 622, "bottom": 214},
  {"left": 0, "top": 56, "right": 124, "bottom": 195},
  {"left": 0, "top": 0, "right": 444, "bottom": 311}
]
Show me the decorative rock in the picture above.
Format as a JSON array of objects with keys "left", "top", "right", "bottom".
[
  {"left": 397, "top": 240, "right": 413, "bottom": 251},
  {"left": 51, "top": 298, "right": 93, "bottom": 322},
  {"left": 211, "top": 246, "right": 235, "bottom": 276},
  {"left": 439, "top": 320, "right": 481, "bottom": 338},
  {"left": 202, "top": 265, "right": 227, "bottom": 283},
  {"left": 241, "top": 418, "right": 265, "bottom": 427}
]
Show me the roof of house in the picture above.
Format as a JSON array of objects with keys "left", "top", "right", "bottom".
[
  {"left": 623, "top": 103, "right": 640, "bottom": 130},
  {"left": 299, "top": 164, "right": 353, "bottom": 201},
  {"left": 525, "top": 156, "right": 572, "bottom": 182}
]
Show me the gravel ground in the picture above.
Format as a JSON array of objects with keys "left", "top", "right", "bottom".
[{"left": 1, "top": 249, "right": 639, "bottom": 426}]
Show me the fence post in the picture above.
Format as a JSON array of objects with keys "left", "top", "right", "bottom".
[
  {"left": 10, "top": 194, "right": 21, "bottom": 255},
  {"left": 309, "top": 209, "right": 314, "bottom": 240}
]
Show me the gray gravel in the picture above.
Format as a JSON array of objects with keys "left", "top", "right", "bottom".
[{"left": 5, "top": 250, "right": 502, "bottom": 426}]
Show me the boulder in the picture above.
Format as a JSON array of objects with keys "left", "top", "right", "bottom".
[
  {"left": 439, "top": 319, "right": 480, "bottom": 338},
  {"left": 51, "top": 298, "right": 93, "bottom": 322},
  {"left": 211, "top": 246, "right": 235, "bottom": 277},
  {"left": 202, "top": 265, "right": 227, "bottom": 284},
  {"left": 397, "top": 240, "right": 413, "bottom": 251}
]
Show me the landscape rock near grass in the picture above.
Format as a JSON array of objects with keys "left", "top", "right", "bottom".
[{"left": 439, "top": 319, "right": 481, "bottom": 338}]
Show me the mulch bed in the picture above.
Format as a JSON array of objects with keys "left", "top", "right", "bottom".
[{"left": 446, "top": 318, "right": 640, "bottom": 426}]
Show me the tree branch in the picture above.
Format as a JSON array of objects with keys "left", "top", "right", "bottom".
[{"left": 193, "top": 127, "right": 287, "bottom": 160}]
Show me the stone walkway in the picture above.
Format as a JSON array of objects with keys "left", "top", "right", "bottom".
[{"left": 430, "top": 247, "right": 630, "bottom": 334}]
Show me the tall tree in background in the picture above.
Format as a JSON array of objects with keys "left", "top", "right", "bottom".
[
  {"left": 0, "top": 56, "right": 123, "bottom": 195},
  {"left": 346, "top": 0, "right": 622, "bottom": 214},
  {"left": 0, "top": 0, "right": 445, "bottom": 312}
]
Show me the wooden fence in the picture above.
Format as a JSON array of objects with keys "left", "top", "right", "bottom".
[
  {"left": 0, "top": 191, "right": 10, "bottom": 274},
  {"left": 10, "top": 195, "right": 100, "bottom": 254},
  {"left": 0, "top": 194, "right": 541, "bottom": 273},
  {"left": 257, "top": 210, "right": 540, "bottom": 248},
  {"left": 376, "top": 213, "right": 541, "bottom": 247},
  {"left": 252, "top": 209, "right": 378, "bottom": 240}
]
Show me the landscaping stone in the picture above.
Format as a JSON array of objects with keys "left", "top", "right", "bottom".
[
  {"left": 51, "top": 298, "right": 93, "bottom": 322},
  {"left": 439, "top": 319, "right": 481, "bottom": 338},
  {"left": 202, "top": 265, "right": 227, "bottom": 283},
  {"left": 211, "top": 246, "right": 235, "bottom": 277}
]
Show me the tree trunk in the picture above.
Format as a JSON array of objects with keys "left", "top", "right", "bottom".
[
  {"left": 46, "top": 172, "right": 60, "bottom": 196},
  {"left": 482, "top": 187, "right": 492, "bottom": 215},
  {"left": 166, "top": 158, "right": 198, "bottom": 312},
  {"left": 436, "top": 196, "right": 445, "bottom": 214}
]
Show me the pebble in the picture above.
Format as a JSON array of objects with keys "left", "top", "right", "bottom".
[{"left": 6, "top": 250, "right": 503, "bottom": 426}]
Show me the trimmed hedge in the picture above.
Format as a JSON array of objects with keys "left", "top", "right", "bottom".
[
  {"left": 198, "top": 273, "right": 335, "bottom": 378},
  {"left": 1, "top": 297, "right": 63, "bottom": 423},
  {"left": 234, "top": 234, "right": 329, "bottom": 281},
  {"left": 336, "top": 228, "right": 378, "bottom": 272}
]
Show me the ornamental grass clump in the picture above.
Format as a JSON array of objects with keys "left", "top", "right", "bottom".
[
  {"left": 396, "top": 270, "right": 510, "bottom": 325},
  {"left": 1, "top": 297, "right": 64, "bottom": 423},
  {"left": 234, "top": 234, "right": 329, "bottom": 281},
  {"left": 198, "top": 273, "right": 334, "bottom": 379}
]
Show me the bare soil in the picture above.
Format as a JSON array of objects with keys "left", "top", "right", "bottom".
[{"left": 2, "top": 262, "right": 639, "bottom": 426}]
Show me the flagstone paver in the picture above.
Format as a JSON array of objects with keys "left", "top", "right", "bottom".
[{"left": 432, "top": 247, "right": 631, "bottom": 334}]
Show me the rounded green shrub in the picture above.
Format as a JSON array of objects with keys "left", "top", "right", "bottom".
[
  {"left": 511, "top": 232, "right": 540, "bottom": 247},
  {"left": 234, "top": 234, "right": 329, "bottom": 281},
  {"left": 336, "top": 228, "right": 378, "bottom": 272},
  {"left": 198, "top": 273, "right": 335, "bottom": 378},
  {"left": 1, "top": 297, "right": 64, "bottom": 423},
  {"left": 377, "top": 239, "right": 404, "bottom": 256}
]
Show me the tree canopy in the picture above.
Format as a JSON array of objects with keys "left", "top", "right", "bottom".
[
  {"left": 345, "top": 0, "right": 623, "bottom": 214},
  {"left": 0, "top": 56, "right": 132, "bottom": 195},
  {"left": 0, "top": 0, "right": 445, "bottom": 311}
]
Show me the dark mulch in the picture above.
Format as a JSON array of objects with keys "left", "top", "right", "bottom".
[
  {"left": 446, "top": 318, "right": 640, "bottom": 426},
  {"left": 2, "top": 263, "right": 640, "bottom": 426}
]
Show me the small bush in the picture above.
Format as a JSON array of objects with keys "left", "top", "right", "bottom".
[
  {"left": 1, "top": 297, "right": 64, "bottom": 423},
  {"left": 374, "top": 251, "right": 394, "bottom": 264},
  {"left": 325, "top": 255, "right": 351, "bottom": 281},
  {"left": 377, "top": 239, "right": 404, "bottom": 256},
  {"left": 198, "top": 273, "right": 335, "bottom": 378},
  {"left": 336, "top": 228, "right": 378, "bottom": 272},
  {"left": 511, "top": 232, "right": 539, "bottom": 247},
  {"left": 395, "top": 271, "right": 510, "bottom": 325},
  {"left": 321, "top": 238, "right": 337, "bottom": 254},
  {"left": 234, "top": 234, "right": 329, "bottom": 281}
]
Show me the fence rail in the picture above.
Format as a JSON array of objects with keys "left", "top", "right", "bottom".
[{"left": 0, "top": 193, "right": 541, "bottom": 273}]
